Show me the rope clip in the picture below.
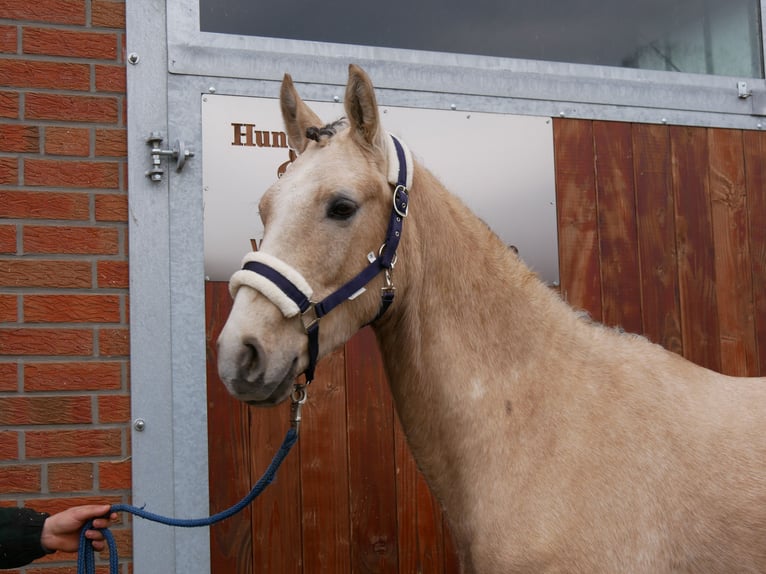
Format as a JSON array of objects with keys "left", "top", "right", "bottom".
[{"left": 290, "top": 384, "right": 308, "bottom": 433}]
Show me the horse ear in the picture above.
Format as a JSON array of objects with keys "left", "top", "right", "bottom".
[
  {"left": 280, "top": 73, "right": 323, "bottom": 154},
  {"left": 344, "top": 64, "right": 384, "bottom": 151}
]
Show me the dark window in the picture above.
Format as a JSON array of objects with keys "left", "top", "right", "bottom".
[{"left": 200, "top": 0, "right": 763, "bottom": 78}]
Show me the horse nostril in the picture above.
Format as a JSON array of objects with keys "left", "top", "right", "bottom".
[
  {"left": 239, "top": 340, "right": 263, "bottom": 382},
  {"left": 245, "top": 342, "right": 259, "bottom": 367}
]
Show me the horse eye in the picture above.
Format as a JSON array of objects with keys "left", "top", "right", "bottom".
[{"left": 327, "top": 197, "right": 358, "bottom": 221}]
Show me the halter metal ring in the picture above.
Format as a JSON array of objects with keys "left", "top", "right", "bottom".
[
  {"left": 378, "top": 243, "right": 398, "bottom": 268},
  {"left": 393, "top": 185, "right": 409, "bottom": 218}
]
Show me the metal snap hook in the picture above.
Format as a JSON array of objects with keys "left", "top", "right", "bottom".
[{"left": 290, "top": 384, "right": 308, "bottom": 433}]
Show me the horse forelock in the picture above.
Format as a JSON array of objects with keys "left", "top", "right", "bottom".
[{"left": 305, "top": 118, "right": 349, "bottom": 145}]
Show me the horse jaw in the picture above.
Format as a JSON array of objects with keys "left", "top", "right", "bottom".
[{"left": 216, "top": 286, "right": 304, "bottom": 406}]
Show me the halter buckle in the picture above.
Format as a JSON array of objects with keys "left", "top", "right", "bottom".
[
  {"left": 300, "top": 302, "right": 319, "bottom": 333},
  {"left": 393, "top": 185, "right": 409, "bottom": 218}
]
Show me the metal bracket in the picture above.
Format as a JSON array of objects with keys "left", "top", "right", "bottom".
[{"left": 146, "top": 132, "right": 195, "bottom": 182}]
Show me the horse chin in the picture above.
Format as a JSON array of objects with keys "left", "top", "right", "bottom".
[{"left": 245, "top": 375, "right": 296, "bottom": 407}]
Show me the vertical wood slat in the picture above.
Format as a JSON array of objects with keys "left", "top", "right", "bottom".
[
  {"left": 743, "top": 130, "right": 766, "bottom": 376},
  {"left": 553, "top": 119, "right": 603, "bottom": 319},
  {"left": 670, "top": 126, "right": 721, "bottom": 371},
  {"left": 345, "top": 326, "right": 399, "bottom": 573},
  {"left": 708, "top": 129, "right": 758, "bottom": 376},
  {"left": 206, "top": 281, "right": 254, "bottom": 573},
  {"left": 249, "top": 397, "right": 302, "bottom": 572},
  {"left": 632, "top": 124, "right": 683, "bottom": 354},
  {"left": 300, "top": 346, "right": 352, "bottom": 573},
  {"left": 593, "top": 121, "right": 642, "bottom": 332},
  {"left": 394, "top": 418, "right": 445, "bottom": 574}
]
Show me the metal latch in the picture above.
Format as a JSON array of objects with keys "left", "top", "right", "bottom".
[{"left": 146, "top": 132, "right": 195, "bottom": 182}]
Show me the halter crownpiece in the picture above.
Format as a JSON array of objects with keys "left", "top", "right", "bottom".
[{"left": 230, "top": 133, "right": 412, "bottom": 385}]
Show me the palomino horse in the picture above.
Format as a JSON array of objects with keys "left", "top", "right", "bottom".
[{"left": 217, "top": 65, "right": 766, "bottom": 573}]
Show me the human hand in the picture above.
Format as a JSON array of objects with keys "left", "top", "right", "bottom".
[{"left": 39, "top": 504, "right": 119, "bottom": 553}]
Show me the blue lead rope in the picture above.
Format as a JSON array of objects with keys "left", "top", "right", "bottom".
[{"left": 77, "top": 427, "right": 299, "bottom": 574}]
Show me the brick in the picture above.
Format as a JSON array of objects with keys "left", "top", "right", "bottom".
[
  {"left": 0, "top": 25, "right": 16, "bottom": 53},
  {"left": 26, "top": 429, "right": 122, "bottom": 458},
  {"left": 95, "top": 128, "right": 126, "bottom": 156},
  {"left": 0, "top": 157, "right": 18, "bottom": 184},
  {"left": 0, "top": 224, "right": 15, "bottom": 253},
  {"left": 0, "top": 362, "right": 17, "bottom": 391},
  {"left": 25, "top": 159, "right": 119, "bottom": 189},
  {"left": 0, "top": 190, "right": 89, "bottom": 220},
  {"left": 0, "top": 91, "right": 18, "bottom": 118},
  {"left": 97, "top": 260, "right": 128, "bottom": 288},
  {"left": 0, "top": 395, "right": 92, "bottom": 425},
  {"left": 98, "top": 458, "right": 130, "bottom": 490},
  {"left": 0, "top": 123, "right": 38, "bottom": 153},
  {"left": 98, "top": 394, "right": 129, "bottom": 423},
  {"left": 92, "top": 0, "right": 125, "bottom": 29},
  {"left": 25, "top": 93, "right": 118, "bottom": 123},
  {"left": 98, "top": 327, "right": 128, "bottom": 356},
  {"left": 44, "top": 127, "right": 90, "bottom": 157},
  {"left": 94, "top": 64, "right": 125, "bottom": 93},
  {"left": 0, "top": 465, "right": 41, "bottom": 493},
  {"left": 48, "top": 462, "right": 94, "bottom": 492},
  {"left": 0, "top": 60, "right": 89, "bottom": 91},
  {"left": 26, "top": 294, "right": 121, "bottom": 323},
  {"left": 24, "top": 361, "right": 122, "bottom": 391},
  {"left": 0, "top": 328, "right": 93, "bottom": 356},
  {"left": 24, "top": 28, "right": 118, "bottom": 60},
  {"left": 95, "top": 194, "right": 127, "bottom": 221},
  {"left": 0, "top": 0, "right": 86, "bottom": 25},
  {"left": 0, "top": 294, "right": 17, "bottom": 322},
  {"left": 0, "top": 430, "right": 18, "bottom": 459},
  {"left": 23, "top": 225, "right": 119, "bottom": 255},
  {"left": 0, "top": 259, "right": 91, "bottom": 288}
]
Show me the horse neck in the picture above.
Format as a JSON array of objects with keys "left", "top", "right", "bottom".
[
  {"left": 375, "top": 162, "right": 569, "bottom": 382},
  {"left": 371, "top": 164, "right": 577, "bottom": 500}
]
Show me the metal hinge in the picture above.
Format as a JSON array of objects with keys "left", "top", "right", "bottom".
[{"left": 146, "top": 132, "right": 195, "bottom": 182}]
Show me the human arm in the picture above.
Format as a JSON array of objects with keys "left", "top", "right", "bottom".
[
  {"left": 0, "top": 505, "right": 117, "bottom": 569},
  {"left": 0, "top": 507, "right": 50, "bottom": 569}
]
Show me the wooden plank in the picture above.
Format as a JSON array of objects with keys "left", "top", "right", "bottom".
[
  {"left": 248, "top": 396, "right": 302, "bottom": 574},
  {"left": 394, "top": 414, "right": 444, "bottom": 574},
  {"left": 345, "top": 327, "right": 399, "bottom": 573},
  {"left": 632, "top": 124, "right": 683, "bottom": 354},
  {"left": 593, "top": 121, "right": 642, "bottom": 333},
  {"left": 743, "top": 129, "right": 766, "bottom": 377},
  {"left": 205, "top": 281, "right": 254, "bottom": 574},
  {"left": 708, "top": 129, "right": 757, "bottom": 376},
  {"left": 553, "top": 119, "right": 603, "bottom": 320},
  {"left": 669, "top": 126, "right": 721, "bottom": 372},
  {"left": 443, "top": 516, "right": 461, "bottom": 574},
  {"left": 300, "top": 346, "right": 352, "bottom": 573}
]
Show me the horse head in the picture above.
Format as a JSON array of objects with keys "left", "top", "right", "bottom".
[{"left": 217, "top": 64, "right": 410, "bottom": 406}]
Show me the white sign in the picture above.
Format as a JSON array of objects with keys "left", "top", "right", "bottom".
[{"left": 202, "top": 94, "right": 558, "bottom": 283}]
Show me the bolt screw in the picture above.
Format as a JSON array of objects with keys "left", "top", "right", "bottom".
[
  {"left": 127, "top": 53, "right": 140, "bottom": 65},
  {"left": 133, "top": 418, "right": 146, "bottom": 431}
]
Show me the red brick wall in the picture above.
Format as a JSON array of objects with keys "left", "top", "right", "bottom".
[{"left": 0, "top": 0, "right": 131, "bottom": 570}]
